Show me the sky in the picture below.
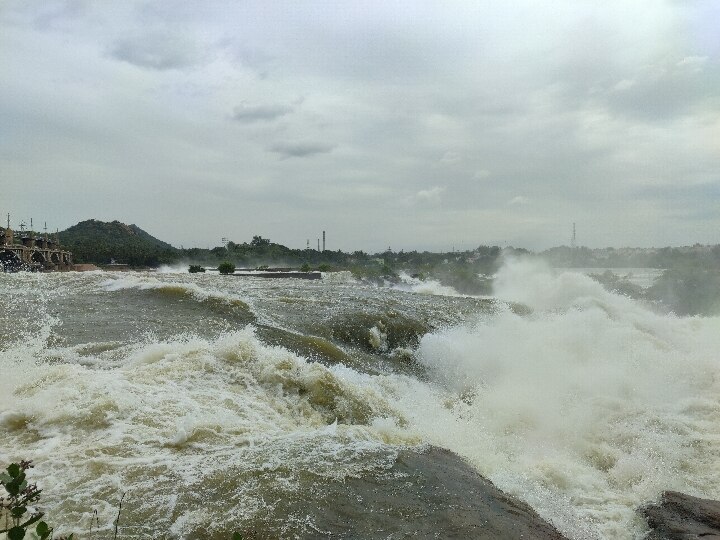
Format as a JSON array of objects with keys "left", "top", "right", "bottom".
[{"left": 1, "top": 1, "right": 718, "bottom": 252}]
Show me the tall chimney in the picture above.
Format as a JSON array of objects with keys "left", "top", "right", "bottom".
[{"left": 322, "top": 231, "right": 325, "bottom": 252}]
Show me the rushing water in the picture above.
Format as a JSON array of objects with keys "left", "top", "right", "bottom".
[{"left": 1, "top": 260, "right": 719, "bottom": 539}]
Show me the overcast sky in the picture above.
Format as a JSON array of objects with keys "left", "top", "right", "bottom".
[{"left": 1, "top": 1, "right": 718, "bottom": 251}]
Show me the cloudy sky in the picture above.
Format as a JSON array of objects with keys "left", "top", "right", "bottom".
[{"left": 1, "top": 1, "right": 718, "bottom": 251}]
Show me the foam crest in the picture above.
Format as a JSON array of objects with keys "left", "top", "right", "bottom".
[{"left": 100, "top": 274, "right": 250, "bottom": 308}]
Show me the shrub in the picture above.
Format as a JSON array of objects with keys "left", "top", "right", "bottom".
[
  {"left": 0, "top": 461, "right": 72, "bottom": 540},
  {"left": 316, "top": 263, "right": 331, "bottom": 272},
  {"left": 218, "top": 262, "right": 236, "bottom": 275},
  {"left": 300, "top": 263, "right": 311, "bottom": 272},
  {"left": 188, "top": 265, "right": 206, "bottom": 273}
]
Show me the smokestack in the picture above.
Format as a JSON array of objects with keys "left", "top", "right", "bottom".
[{"left": 322, "top": 231, "right": 326, "bottom": 252}]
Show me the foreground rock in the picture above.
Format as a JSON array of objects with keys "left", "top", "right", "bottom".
[
  {"left": 641, "top": 491, "right": 720, "bottom": 539},
  {"left": 228, "top": 447, "right": 568, "bottom": 539}
]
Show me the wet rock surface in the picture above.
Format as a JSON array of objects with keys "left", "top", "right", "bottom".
[
  {"left": 641, "top": 491, "right": 720, "bottom": 539},
  {"left": 243, "top": 446, "right": 569, "bottom": 539}
]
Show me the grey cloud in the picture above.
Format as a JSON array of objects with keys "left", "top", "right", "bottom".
[
  {"left": 33, "top": 0, "right": 86, "bottom": 30},
  {"left": 602, "top": 59, "right": 719, "bottom": 121},
  {"left": 232, "top": 103, "right": 293, "bottom": 123},
  {"left": 220, "top": 42, "right": 275, "bottom": 78},
  {"left": 110, "top": 33, "right": 205, "bottom": 70},
  {"left": 3, "top": 1, "right": 720, "bottom": 251},
  {"left": 268, "top": 142, "right": 335, "bottom": 158}
]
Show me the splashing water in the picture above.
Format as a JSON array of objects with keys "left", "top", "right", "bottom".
[
  {"left": 394, "top": 272, "right": 465, "bottom": 297},
  {"left": 386, "top": 258, "right": 720, "bottom": 538}
]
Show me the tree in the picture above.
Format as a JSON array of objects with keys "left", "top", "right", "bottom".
[
  {"left": 250, "top": 235, "right": 270, "bottom": 247},
  {"left": 218, "top": 262, "right": 236, "bottom": 275}
]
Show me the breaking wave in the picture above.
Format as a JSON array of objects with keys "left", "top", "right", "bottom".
[
  {"left": 100, "top": 274, "right": 251, "bottom": 310},
  {"left": 0, "top": 326, "right": 415, "bottom": 537}
]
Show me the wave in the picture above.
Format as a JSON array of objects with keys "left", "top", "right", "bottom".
[
  {"left": 0, "top": 327, "right": 416, "bottom": 537},
  {"left": 100, "top": 274, "right": 252, "bottom": 311}
]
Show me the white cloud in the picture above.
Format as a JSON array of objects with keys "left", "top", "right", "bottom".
[
  {"left": 508, "top": 196, "right": 530, "bottom": 206},
  {"left": 612, "top": 79, "right": 636, "bottom": 92},
  {"left": 440, "top": 151, "right": 462, "bottom": 164},
  {"left": 415, "top": 186, "right": 446, "bottom": 206},
  {"left": 676, "top": 56, "right": 708, "bottom": 72}
]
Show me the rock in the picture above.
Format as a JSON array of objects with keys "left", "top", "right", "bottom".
[
  {"left": 640, "top": 490, "right": 720, "bottom": 539},
  {"left": 233, "top": 447, "right": 569, "bottom": 539}
]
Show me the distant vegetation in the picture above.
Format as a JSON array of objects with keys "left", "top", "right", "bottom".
[
  {"left": 540, "top": 244, "right": 720, "bottom": 269},
  {"left": 56, "top": 219, "right": 720, "bottom": 313},
  {"left": 60, "top": 219, "right": 178, "bottom": 267},
  {"left": 591, "top": 266, "right": 720, "bottom": 316}
]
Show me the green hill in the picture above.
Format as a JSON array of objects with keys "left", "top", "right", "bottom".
[{"left": 60, "top": 219, "right": 179, "bottom": 266}]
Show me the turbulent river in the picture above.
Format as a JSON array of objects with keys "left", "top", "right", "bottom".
[{"left": 1, "top": 259, "right": 719, "bottom": 539}]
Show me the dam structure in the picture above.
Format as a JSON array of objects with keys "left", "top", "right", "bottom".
[{"left": 0, "top": 224, "right": 73, "bottom": 272}]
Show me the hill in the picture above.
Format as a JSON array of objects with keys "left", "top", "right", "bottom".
[{"left": 60, "top": 219, "right": 179, "bottom": 266}]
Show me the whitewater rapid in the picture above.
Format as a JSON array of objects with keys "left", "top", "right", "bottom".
[
  {"left": 1, "top": 260, "right": 719, "bottom": 538},
  {"left": 401, "top": 259, "right": 720, "bottom": 538}
]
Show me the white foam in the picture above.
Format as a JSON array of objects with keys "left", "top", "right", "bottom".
[
  {"left": 393, "top": 272, "right": 465, "bottom": 297},
  {"left": 0, "top": 326, "right": 413, "bottom": 536},
  {"left": 155, "top": 263, "right": 194, "bottom": 274},
  {"left": 383, "top": 257, "right": 720, "bottom": 538}
]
